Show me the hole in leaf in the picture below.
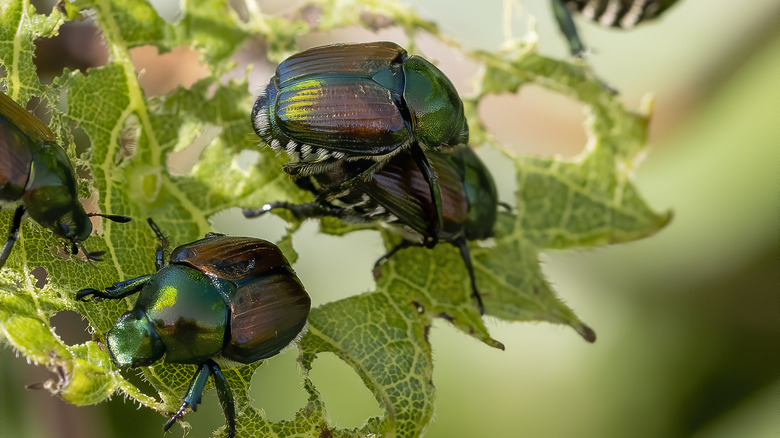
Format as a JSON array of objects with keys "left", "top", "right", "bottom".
[
  {"left": 81, "top": 193, "right": 106, "bottom": 236},
  {"left": 50, "top": 310, "right": 91, "bottom": 345},
  {"left": 300, "top": 4, "right": 323, "bottom": 28},
  {"left": 416, "top": 31, "right": 480, "bottom": 97},
  {"left": 130, "top": 45, "right": 209, "bottom": 97},
  {"left": 70, "top": 125, "right": 92, "bottom": 161},
  {"left": 33, "top": 19, "right": 109, "bottom": 84},
  {"left": 234, "top": 149, "right": 260, "bottom": 172},
  {"left": 30, "top": 266, "right": 47, "bottom": 288},
  {"left": 2, "top": 351, "right": 159, "bottom": 437},
  {"left": 167, "top": 124, "right": 222, "bottom": 176},
  {"left": 30, "top": 0, "right": 56, "bottom": 14},
  {"left": 308, "top": 352, "right": 382, "bottom": 428},
  {"left": 120, "top": 368, "right": 163, "bottom": 404},
  {"left": 218, "top": 211, "right": 381, "bottom": 303},
  {"left": 19, "top": 95, "right": 48, "bottom": 123},
  {"left": 51, "top": 246, "right": 70, "bottom": 260},
  {"left": 102, "top": 395, "right": 165, "bottom": 438},
  {"left": 114, "top": 114, "right": 140, "bottom": 166},
  {"left": 228, "top": 40, "right": 276, "bottom": 93},
  {"left": 479, "top": 85, "right": 588, "bottom": 158},
  {"left": 181, "top": 387, "right": 223, "bottom": 434},
  {"left": 248, "top": 348, "right": 307, "bottom": 421},
  {"left": 359, "top": 11, "right": 396, "bottom": 32},
  {"left": 229, "top": 0, "right": 306, "bottom": 24},
  {"left": 291, "top": 222, "right": 382, "bottom": 307},
  {"left": 147, "top": 0, "right": 182, "bottom": 22},
  {"left": 293, "top": 29, "right": 477, "bottom": 96},
  {"left": 254, "top": 0, "right": 305, "bottom": 17},
  {"left": 61, "top": 127, "right": 111, "bottom": 235},
  {"left": 211, "top": 207, "right": 288, "bottom": 244},
  {"left": 228, "top": 0, "right": 251, "bottom": 23}
]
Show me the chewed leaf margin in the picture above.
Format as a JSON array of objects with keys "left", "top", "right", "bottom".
[{"left": 0, "top": 1, "right": 669, "bottom": 438}]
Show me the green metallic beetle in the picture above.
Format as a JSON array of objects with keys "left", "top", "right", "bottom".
[
  {"left": 553, "top": 0, "right": 680, "bottom": 56},
  {"left": 0, "top": 91, "right": 129, "bottom": 268},
  {"left": 245, "top": 144, "right": 498, "bottom": 314},
  {"left": 77, "top": 219, "right": 311, "bottom": 437},
  {"left": 252, "top": 41, "right": 469, "bottom": 246}
]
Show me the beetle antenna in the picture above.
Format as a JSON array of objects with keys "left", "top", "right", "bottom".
[
  {"left": 146, "top": 218, "right": 165, "bottom": 239},
  {"left": 147, "top": 218, "right": 169, "bottom": 270},
  {"left": 88, "top": 213, "right": 132, "bottom": 223},
  {"left": 498, "top": 202, "right": 513, "bottom": 212},
  {"left": 77, "top": 241, "right": 104, "bottom": 264}
]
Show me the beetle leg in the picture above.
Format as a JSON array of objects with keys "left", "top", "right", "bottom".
[
  {"left": 409, "top": 142, "right": 442, "bottom": 247},
  {"left": 372, "top": 240, "right": 416, "bottom": 279},
  {"left": 76, "top": 274, "right": 152, "bottom": 301},
  {"left": 208, "top": 360, "right": 236, "bottom": 438},
  {"left": 551, "top": 0, "right": 587, "bottom": 57},
  {"left": 163, "top": 361, "right": 211, "bottom": 434},
  {"left": 162, "top": 360, "right": 236, "bottom": 438},
  {"left": 77, "top": 241, "right": 106, "bottom": 265},
  {"left": 87, "top": 212, "right": 132, "bottom": 223},
  {"left": 146, "top": 218, "right": 169, "bottom": 270},
  {"left": 454, "top": 237, "right": 485, "bottom": 315},
  {"left": 0, "top": 205, "right": 25, "bottom": 269},
  {"left": 244, "top": 201, "right": 344, "bottom": 220},
  {"left": 311, "top": 159, "right": 386, "bottom": 203}
]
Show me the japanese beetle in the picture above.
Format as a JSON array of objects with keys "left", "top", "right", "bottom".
[
  {"left": 552, "top": 0, "right": 680, "bottom": 56},
  {"left": 0, "top": 91, "right": 130, "bottom": 268},
  {"left": 244, "top": 145, "right": 497, "bottom": 314},
  {"left": 252, "top": 41, "right": 470, "bottom": 244},
  {"left": 77, "top": 219, "right": 311, "bottom": 438}
]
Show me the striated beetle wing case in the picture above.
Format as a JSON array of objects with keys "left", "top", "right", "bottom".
[{"left": 170, "top": 236, "right": 311, "bottom": 364}]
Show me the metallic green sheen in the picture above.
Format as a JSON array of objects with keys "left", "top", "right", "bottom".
[
  {"left": 136, "top": 264, "right": 231, "bottom": 364},
  {"left": 402, "top": 56, "right": 468, "bottom": 148},
  {"left": 0, "top": 116, "right": 33, "bottom": 200},
  {"left": 271, "top": 76, "right": 409, "bottom": 155},
  {"left": 458, "top": 147, "right": 498, "bottom": 240},
  {"left": 107, "top": 308, "right": 165, "bottom": 367},
  {"left": 253, "top": 42, "right": 469, "bottom": 158},
  {"left": 22, "top": 144, "right": 91, "bottom": 242},
  {"left": 78, "top": 225, "right": 311, "bottom": 438}
]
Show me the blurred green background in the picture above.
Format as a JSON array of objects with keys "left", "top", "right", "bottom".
[{"left": 1, "top": 0, "right": 777, "bottom": 437}]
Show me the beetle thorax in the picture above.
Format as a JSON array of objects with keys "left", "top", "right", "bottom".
[{"left": 134, "top": 264, "right": 232, "bottom": 365}]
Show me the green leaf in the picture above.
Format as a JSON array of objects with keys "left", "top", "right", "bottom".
[{"left": 0, "top": 0, "right": 668, "bottom": 437}]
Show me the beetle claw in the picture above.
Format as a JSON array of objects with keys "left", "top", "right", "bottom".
[
  {"left": 75, "top": 288, "right": 101, "bottom": 301},
  {"left": 85, "top": 250, "right": 105, "bottom": 262},
  {"left": 163, "top": 403, "right": 190, "bottom": 432}
]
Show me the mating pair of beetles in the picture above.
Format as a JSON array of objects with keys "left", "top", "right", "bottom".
[
  {"left": 96, "top": 41, "right": 497, "bottom": 437},
  {"left": 0, "top": 41, "right": 496, "bottom": 437},
  {"left": 4, "top": 1, "right": 682, "bottom": 434},
  {"left": 83, "top": 41, "right": 497, "bottom": 437}
]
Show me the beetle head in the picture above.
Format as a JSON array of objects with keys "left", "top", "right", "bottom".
[
  {"left": 55, "top": 207, "right": 93, "bottom": 243},
  {"left": 402, "top": 56, "right": 468, "bottom": 148},
  {"left": 107, "top": 308, "right": 165, "bottom": 367}
]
